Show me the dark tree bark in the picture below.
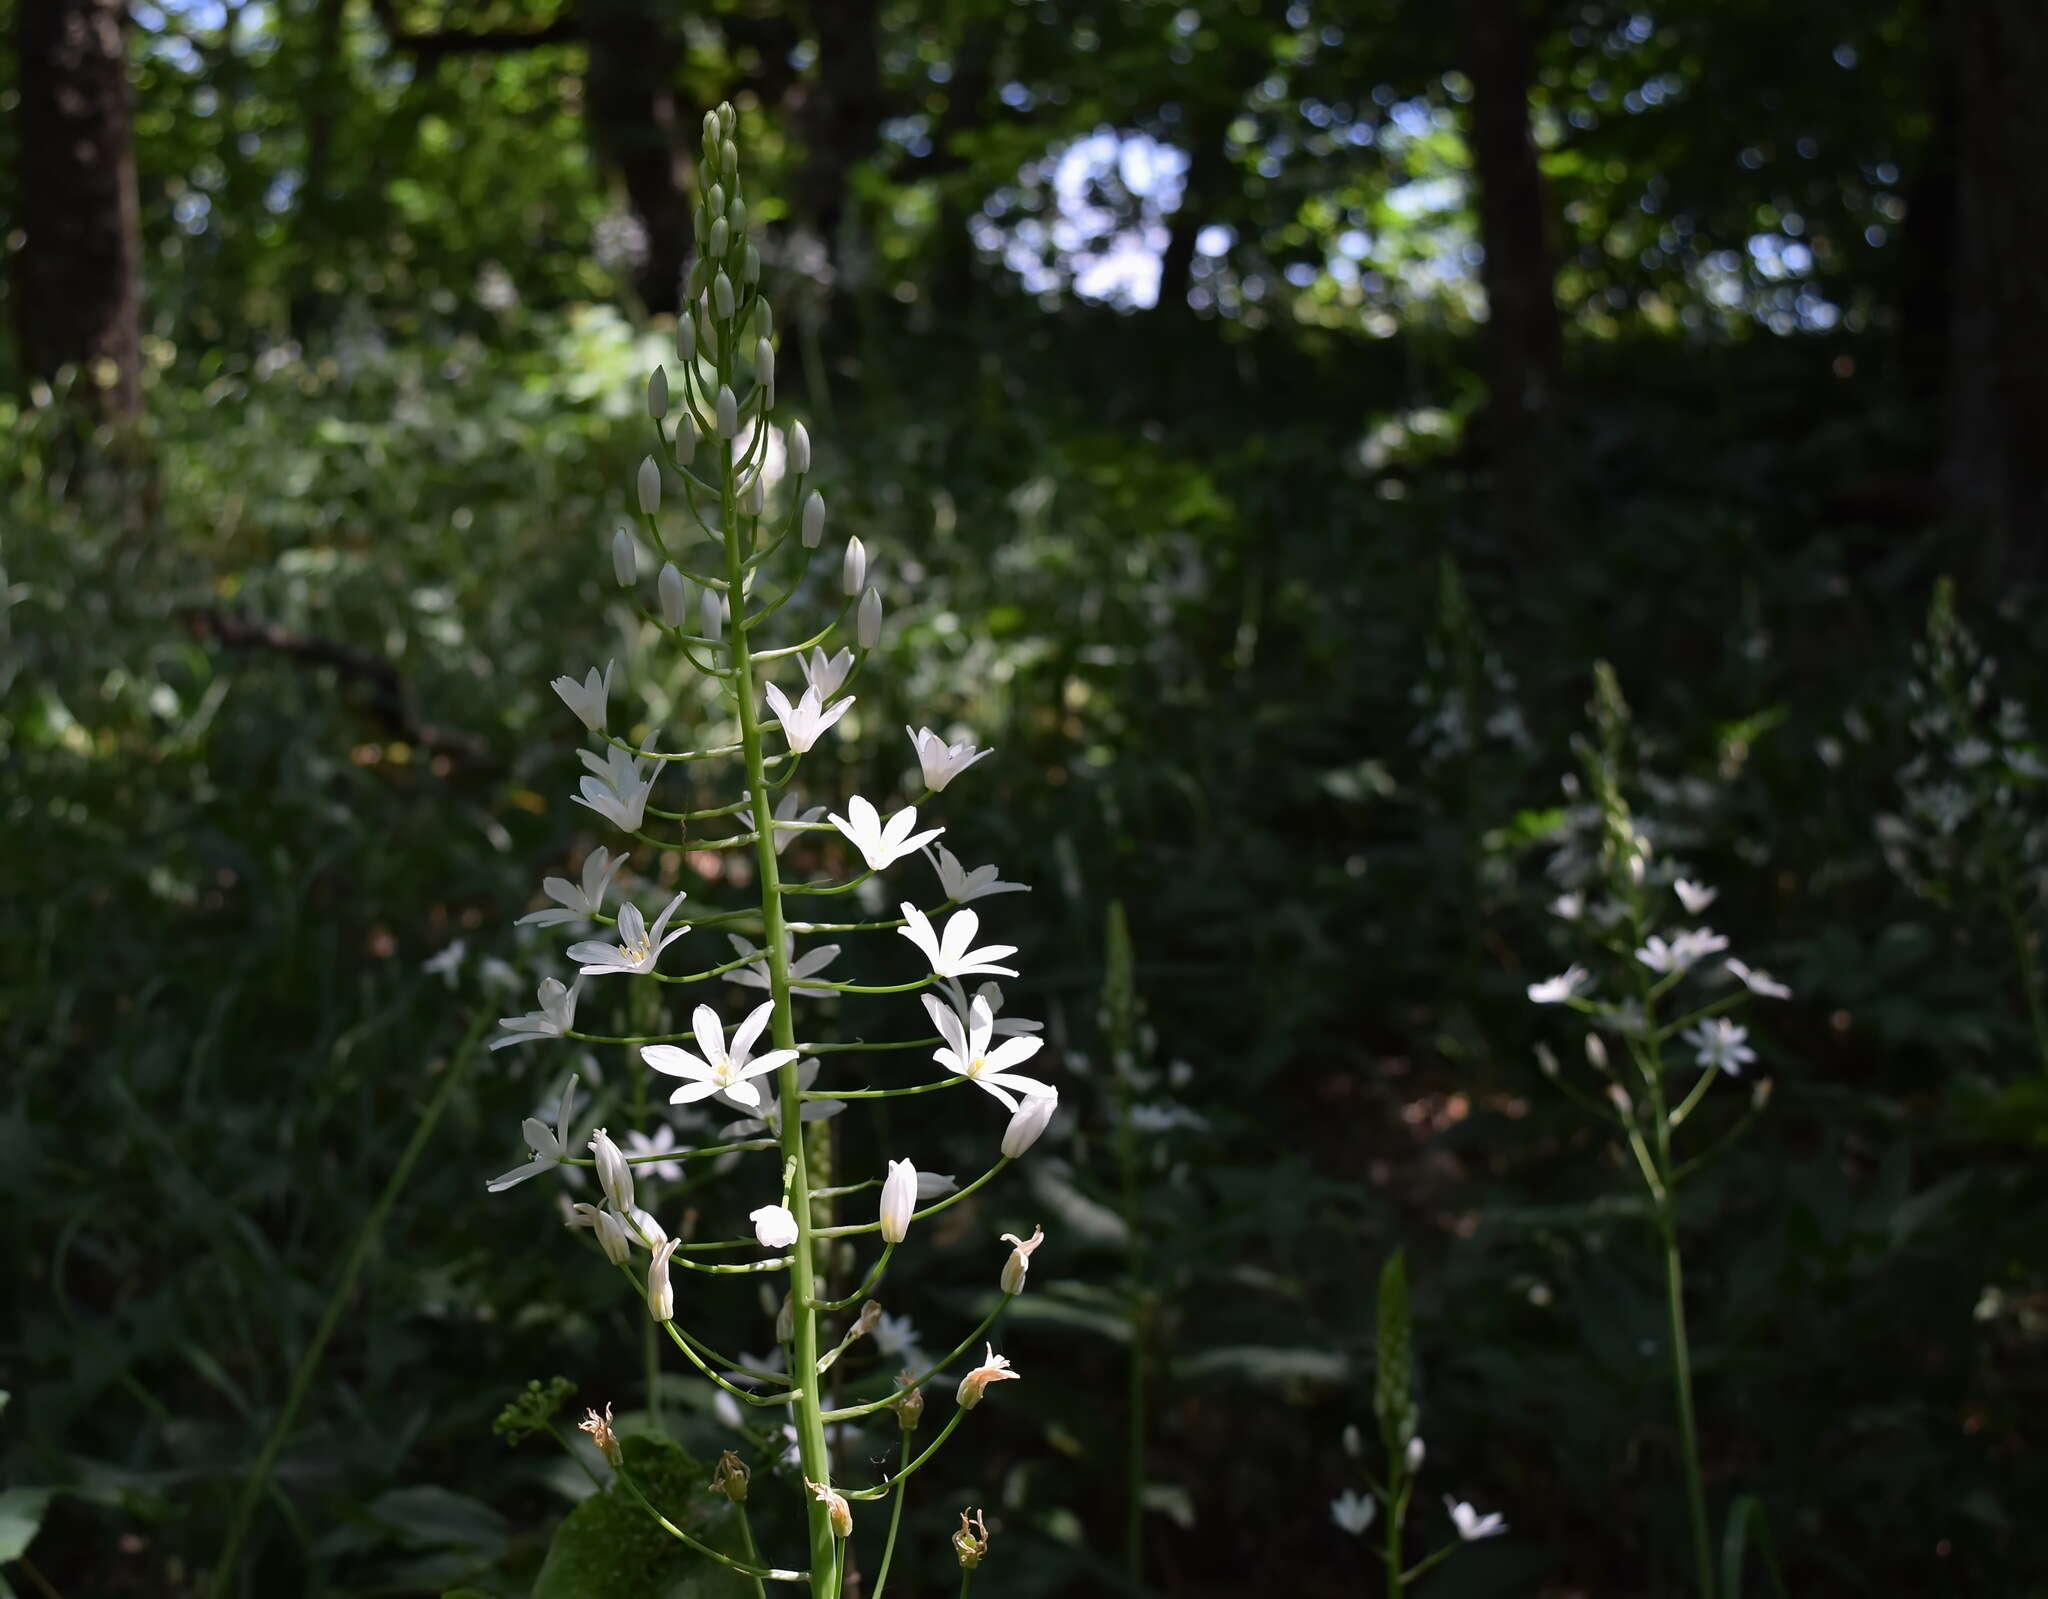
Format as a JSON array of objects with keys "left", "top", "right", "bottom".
[
  {"left": 1459, "top": 0, "right": 1563, "bottom": 525},
  {"left": 1157, "top": 106, "right": 1232, "bottom": 314},
  {"left": 584, "top": 0, "right": 689, "bottom": 315},
  {"left": 793, "top": 0, "right": 883, "bottom": 265},
  {"left": 14, "top": 0, "right": 143, "bottom": 421},
  {"left": 1949, "top": 0, "right": 2048, "bottom": 573}
]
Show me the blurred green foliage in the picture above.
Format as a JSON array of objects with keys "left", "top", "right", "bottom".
[{"left": 4, "top": 1, "right": 2047, "bottom": 1596}]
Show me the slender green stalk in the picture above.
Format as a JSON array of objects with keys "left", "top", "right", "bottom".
[
  {"left": 1384, "top": 1477, "right": 1406, "bottom": 1596},
  {"left": 733, "top": 1502, "right": 771, "bottom": 1599},
  {"left": 868, "top": 1433, "right": 914, "bottom": 1599},
  {"left": 615, "top": 1463, "right": 804, "bottom": 1582},
  {"left": 1660, "top": 1207, "right": 1715, "bottom": 1599},
  {"left": 726, "top": 415, "right": 841, "bottom": 1593},
  {"left": 209, "top": 1007, "right": 491, "bottom": 1597}
]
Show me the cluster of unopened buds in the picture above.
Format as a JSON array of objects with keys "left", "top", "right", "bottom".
[{"left": 480, "top": 103, "right": 1050, "bottom": 1594}]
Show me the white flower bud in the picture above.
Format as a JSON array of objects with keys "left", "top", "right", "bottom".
[
  {"left": 802, "top": 490, "right": 826, "bottom": 547},
  {"left": 589, "top": 1127, "right": 634, "bottom": 1214},
  {"left": 751, "top": 1203, "right": 799, "bottom": 1250},
  {"left": 701, "top": 588, "right": 723, "bottom": 642},
  {"left": 721, "top": 137, "right": 738, "bottom": 172},
  {"left": 1001, "top": 1089, "right": 1057, "bottom": 1157},
  {"left": 695, "top": 300, "right": 717, "bottom": 357},
  {"left": 842, "top": 536, "right": 866, "bottom": 597},
  {"left": 646, "top": 366, "right": 668, "bottom": 419},
  {"left": 568, "top": 1202, "right": 633, "bottom": 1266},
  {"left": 740, "top": 474, "right": 765, "bottom": 516},
  {"left": 879, "top": 1158, "right": 917, "bottom": 1243},
  {"left": 707, "top": 183, "right": 726, "bottom": 219},
  {"left": 648, "top": 1237, "right": 679, "bottom": 1322},
  {"left": 728, "top": 197, "right": 747, "bottom": 236},
  {"left": 701, "top": 110, "right": 720, "bottom": 153},
  {"left": 743, "top": 243, "right": 761, "bottom": 286},
  {"left": 676, "top": 314, "right": 696, "bottom": 364},
  {"left": 790, "top": 422, "right": 811, "bottom": 475},
  {"left": 755, "top": 338, "right": 774, "bottom": 392},
  {"left": 858, "top": 587, "right": 882, "bottom": 650},
  {"left": 1406, "top": 1436, "right": 1426, "bottom": 1473},
  {"left": 612, "top": 527, "right": 637, "bottom": 587},
  {"left": 713, "top": 271, "right": 735, "bottom": 320},
  {"left": 637, "top": 456, "right": 661, "bottom": 516},
  {"left": 752, "top": 299, "right": 773, "bottom": 341},
  {"left": 716, "top": 385, "right": 738, "bottom": 438},
  {"left": 673, "top": 415, "right": 696, "bottom": 467},
  {"left": 998, "top": 1225, "right": 1043, "bottom": 1296},
  {"left": 658, "top": 562, "right": 688, "bottom": 628},
  {"left": 709, "top": 217, "right": 729, "bottom": 261}
]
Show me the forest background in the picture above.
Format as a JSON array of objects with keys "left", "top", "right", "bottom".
[{"left": 4, "top": 0, "right": 2047, "bottom": 1595}]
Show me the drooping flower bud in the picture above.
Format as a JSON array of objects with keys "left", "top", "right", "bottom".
[
  {"left": 858, "top": 587, "right": 882, "bottom": 651},
  {"left": 612, "top": 527, "right": 637, "bottom": 587},
  {"left": 998, "top": 1225, "right": 1044, "bottom": 1296},
  {"left": 853, "top": 1299, "right": 884, "bottom": 1339},
  {"left": 790, "top": 422, "right": 812, "bottom": 476},
  {"left": 894, "top": 1372, "right": 925, "bottom": 1431},
  {"left": 706, "top": 183, "right": 726, "bottom": 219},
  {"left": 637, "top": 456, "right": 662, "bottom": 516},
  {"left": 701, "top": 110, "right": 721, "bottom": 154},
  {"left": 743, "top": 243, "right": 761, "bottom": 286},
  {"left": 676, "top": 313, "right": 696, "bottom": 364},
  {"left": 1001, "top": 1088, "right": 1057, "bottom": 1157},
  {"left": 879, "top": 1158, "right": 917, "bottom": 1243},
  {"left": 713, "top": 270, "right": 735, "bottom": 320},
  {"left": 700, "top": 588, "right": 723, "bottom": 642},
  {"left": 802, "top": 490, "right": 826, "bottom": 547},
  {"left": 711, "top": 1450, "right": 751, "bottom": 1503},
  {"left": 716, "top": 385, "right": 738, "bottom": 438},
  {"left": 740, "top": 473, "right": 765, "bottom": 516},
  {"left": 647, "top": 366, "right": 669, "bottom": 420},
  {"left": 842, "top": 536, "right": 866, "bottom": 597},
  {"left": 589, "top": 1127, "right": 635, "bottom": 1214},
  {"left": 750, "top": 1203, "right": 799, "bottom": 1250},
  {"left": 751, "top": 298, "right": 774, "bottom": 341},
  {"left": 955, "top": 1343, "right": 1018, "bottom": 1410},
  {"left": 647, "top": 1236, "right": 680, "bottom": 1322},
  {"left": 721, "top": 137, "right": 738, "bottom": 173},
  {"left": 708, "top": 218, "right": 729, "bottom": 261},
  {"left": 579, "top": 1403, "right": 624, "bottom": 1469},
  {"left": 568, "top": 1202, "right": 633, "bottom": 1265},
  {"left": 755, "top": 338, "right": 774, "bottom": 394},
  {"left": 728, "top": 197, "right": 747, "bottom": 237},
  {"left": 952, "top": 1508, "right": 990, "bottom": 1570},
  {"left": 1405, "top": 1436, "right": 1426, "bottom": 1474},
  {"left": 658, "top": 562, "right": 688, "bottom": 628},
  {"left": 806, "top": 1479, "right": 853, "bottom": 1539},
  {"left": 673, "top": 414, "right": 696, "bottom": 468}
]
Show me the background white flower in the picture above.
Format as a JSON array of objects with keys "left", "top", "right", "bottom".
[
  {"left": 830, "top": 796, "right": 943, "bottom": 871},
  {"left": 492, "top": 977, "right": 580, "bottom": 1049},
  {"left": 930, "top": 843, "right": 1028, "bottom": 905},
  {"left": 1330, "top": 1488, "right": 1377, "bottom": 1535},
  {"left": 551, "top": 661, "right": 614, "bottom": 731},
  {"left": 517, "top": 847, "right": 626, "bottom": 928},
  {"left": 1527, "top": 965, "right": 1589, "bottom": 1004},
  {"left": 906, "top": 725, "right": 991, "bottom": 791},
  {"left": 1682, "top": 1017, "right": 1756, "bottom": 1075},
  {"left": 567, "top": 892, "right": 690, "bottom": 977}
]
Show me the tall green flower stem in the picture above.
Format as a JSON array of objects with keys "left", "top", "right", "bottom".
[
  {"left": 211, "top": 1006, "right": 491, "bottom": 1597},
  {"left": 1101, "top": 902, "right": 1147, "bottom": 1584}
]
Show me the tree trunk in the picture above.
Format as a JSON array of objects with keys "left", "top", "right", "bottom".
[
  {"left": 1459, "top": 0, "right": 1563, "bottom": 527},
  {"left": 14, "top": 0, "right": 143, "bottom": 421},
  {"left": 1157, "top": 107, "right": 1231, "bottom": 314},
  {"left": 794, "top": 0, "right": 882, "bottom": 268},
  {"left": 585, "top": 0, "right": 688, "bottom": 315},
  {"left": 1949, "top": 0, "right": 2048, "bottom": 575}
]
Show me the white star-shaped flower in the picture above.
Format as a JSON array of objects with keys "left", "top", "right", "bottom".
[
  {"left": 725, "top": 931, "right": 841, "bottom": 996},
  {"left": 906, "top": 726, "right": 991, "bottom": 792},
  {"left": 423, "top": 940, "right": 466, "bottom": 986},
  {"left": 551, "top": 661, "right": 615, "bottom": 732},
  {"left": 923, "top": 992, "right": 1051, "bottom": 1110},
  {"left": 930, "top": 844, "right": 1028, "bottom": 905},
  {"left": 491, "top": 977, "right": 580, "bottom": 1050},
  {"left": 1725, "top": 958, "right": 1792, "bottom": 1000},
  {"left": 517, "top": 847, "right": 626, "bottom": 928},
  {"left": 486, "top": 1075, "right": 577, "bottom": 1191},
  {"left": 1681, "top": 1018, "right": 1755, "bottom": 1075},
  {"left": 972, "top": 979, "right": 1042, "bottom": 1036},
  {"left": 800, "top": 647, "right": 854, "bottom": 702},
  {"left": 741, "top": 791, "right": 828, "bottom": 856},
  {"left": 1446, "top": 1498, "right": 1507, "bottom": 1541},
  {"left": 1674, "top": 878, "right": 1718, "bottom": 915},
  {"left": 1635, "top": 928, "right": 1730, "bottom": 975},
  {"left": 572, "top": 744, "right": 657, "bottom": 833},
  {"left": 750, "top": 1204, "right": 800, "bottom": 1250},
  {"left": 764, "top": 682, "right": 853, "bottom": 753},
  {"left": 566, "top": 892, "right": 690, "bottom": 978},
  {"left": 1330, "top": 1489, "right": 1377, "bottom": 1536},
  {"left": 1527, "top": 965, "right": 1590, "bottom": 1005},
  {"left": 642, "top": 1001, "right": 799, "bottom": 1108},
  {"left": 623, "top": 1124, "right": 687, "bottom": 1182},
  {"left": 830, "top": 796, "right": 943, "bottom": 871},
  {"left": 900, "top": 904, "right": 1017, "bottom": 979}
]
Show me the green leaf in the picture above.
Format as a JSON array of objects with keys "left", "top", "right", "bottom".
[
  {"left": 1721, "top": 1494, "right": 1789, "bottom": 1599},
  {"left": 532, "top": 1436, "right": 754, "bottom": 1599},
  {"left": 0, "top": 1487, "right": 53, "bottom": 1562}
]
